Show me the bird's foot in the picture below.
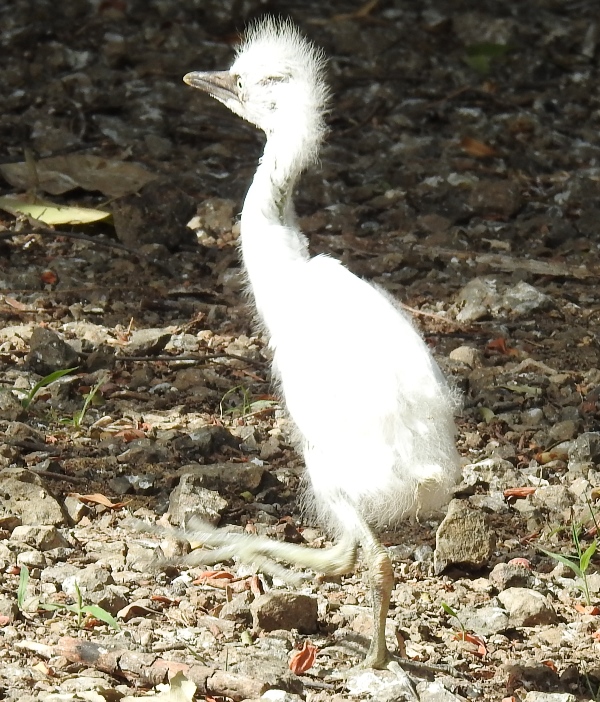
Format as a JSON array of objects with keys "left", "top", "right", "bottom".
[{"left": 339, "top": 653, "right": 419, "bottom": 701}]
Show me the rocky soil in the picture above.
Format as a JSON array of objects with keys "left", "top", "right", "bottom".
[{"left": 0, "top": 1, "right": 599, "bottom": 701}]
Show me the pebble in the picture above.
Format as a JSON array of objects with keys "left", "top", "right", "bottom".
[
  {"left": 489, "top": 562, "right": 535, "bottom": 590},
  {"left": 251, "top": 592, "right": 318, "bottom": 634},
  {"left": 458, "top": 605, "right": 509, "bottom": 635},
  {"left": 0, "top": 390, "right": 25, "bottom": 421},
  {"left": 497, "top": 587, "right": 558, "bottom": 626},
  {"left": 168, "top": 480, "right": 228, "bottom": 527},
  {"left": 26, "top": 326, "right": 79, "bottom": 375},
  {"left": 454, "top": 277, "right": 551, "bottom": 322},
  {"left": 523, "top": 694, "right": 576, "bottom": 702},
  {"left": 531, "top": 485, "right": 573, "bottom": 513},
  {"left": 448, "top": 345, "right": 481, "bottom": 368},
  {"left": 220, "top": 591, "right": 253, "bottom": 625},
  {"left": 0, "top": 470, "right": 65, "bottom": 526},
  {"left": 11, "top": 525, "right": 70, "bottom": 551},
  {"left": 123, "top": 328, "right": 172, "bottom": 356},
  {"left": 434, "top": 500, "right": 495, "bottom": 574}
]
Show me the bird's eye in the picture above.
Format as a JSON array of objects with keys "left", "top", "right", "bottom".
[{"left": 236, "top": 76, "right": 243, "bottom": 91}]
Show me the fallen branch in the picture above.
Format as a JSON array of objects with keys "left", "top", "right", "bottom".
[
  {"left": 55, "top": 637, "right": 268, "bottom": 701},
  {"left": 413, "top": 244, "right": 597, "bottom": 280}
]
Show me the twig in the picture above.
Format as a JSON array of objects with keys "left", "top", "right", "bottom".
[
  {"left": 114, "top": 352, "right": 268, "bottom": 368},
  {"left": 11, "top": 225, "right": 176, "bottom": 278},
  {"left": 55, "top": 637, "right": 268, "bottom": 698}
]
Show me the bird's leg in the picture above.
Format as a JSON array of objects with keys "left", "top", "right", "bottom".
[
  {"left": 358, "top": 526, "right": 420, "bottom": 700},
  {"left": 361, "top": 534, "right": 395, "bottom": 669}
]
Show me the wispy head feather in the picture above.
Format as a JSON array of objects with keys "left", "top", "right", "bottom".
[{"left": 231, "top": 16, "right": 330, "bottom": 162}]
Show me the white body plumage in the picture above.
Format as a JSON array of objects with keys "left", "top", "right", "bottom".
[
  {"left": 226, "top": 20, "right": 461, "bottom": 534},
  {"left": 182, "top": 18, "right": 461, "bottom": 673}
]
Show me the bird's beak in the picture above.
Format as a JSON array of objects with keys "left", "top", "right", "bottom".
[{"left": 183, "top": 71, "right": 238, "bottom": 104}]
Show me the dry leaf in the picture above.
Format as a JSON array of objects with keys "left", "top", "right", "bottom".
[
  {"left": 3, "top": 296, "right": 29, "bottom": 310},
  {"left": 194, "top": 570, "right": 234, "bottom": 581},
  {"left": 117, "top": 600, "right": 160, "bottom": 620},
  {"left": 70, "top": 492, "right": 130, "bottom": 509},
  {"left": 0, "top": 154, "right": 157, "bottom": 197},
  {"left": 460, "top": 136, "right": 498, "bottom": 158},
  {"left": 0, "top": 194, "right": 110, "bottom": 225},
  {"left": 455, "top": 631, "right": 487, "bottom": 657},
  {"left": 40, "top": 270, "right": 58, "bottom": 285},
  {"left": 504, "top": 487, "right": 537, "bottom": 498},
  {"left": 486, "top": 337, "right": 518, "bottom": 355},
  {"left": 289, "top": 640, "right": 318, "bottom": 674},
  {"left": 574, "top": 603, "right": 600, "bottom": 615}
]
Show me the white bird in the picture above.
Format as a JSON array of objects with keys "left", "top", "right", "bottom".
[{"left": 177, "top": 16, "right": 460, "bottom": 682}]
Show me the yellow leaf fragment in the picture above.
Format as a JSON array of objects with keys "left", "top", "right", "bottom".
[{"left": 0, "top": 195, "right": 110, "bottom": 225}]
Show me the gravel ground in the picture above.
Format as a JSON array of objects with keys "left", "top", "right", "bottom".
[{"left": 0, "top": 1, "right": 599, "bottom": 701}]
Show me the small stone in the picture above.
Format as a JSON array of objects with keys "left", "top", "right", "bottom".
[
  {"left": 168, "top": 479, "right": 228, "bottom": 527},
  {"left": 0, "top": 597, "right": 20, "bottom": 623},
  {"left": 489, "top": 562, "right": 534, "bottom": 590},
  {"left": 124, "top": 329, "right": 172, "bottom": 356},
  {"left": 500, "top": 281, "right": 552, "bottom": 316},
  {"left": 548, "top": 420, "right": 578, "bottom": 443},
  {"left": 220, "top": 591, "right": 253, "bottom": 625},
  {"left": 523, "top": 693, "right": 576, "bottom": 702},
  {"left": 251, "top": 593, "right": 318, "bottom": 634},
  {"left": 259, "top": 692, "right": 305, "bottom": 702},
  {"left": 26, "top": 327, "right": 80, "bottom": 375},
  {"left": 0, "top": 470, "right": 65, "bottom": 526},
  {"left": 467, "top": 179, "right": 521, "bottom": 219},
  {"left": 568, "top": 432, "right": 600, "bottom": 466},
  {"left": 497, "top": 587, "right": 558, "bottom": 626},
  {"left": 11, "top": 525, "right": 70, "bottom": 551},
  {"left": 0, "top": 390, "right": 25, "bottom": 421},
  {"left": 458, "top": 605, "right": 509, "bottom": 635},
  {"left": 63, "top": 495, "right": 90, "bottom": 524},
  {"left": 417, "top": 680, "right": 465, "bottom": 702},
  {"left": 531, "top": 485, "right": 573, "bottom": 513},
  {"left": 176, "top": 462, "right": 263, "bottom": 494},
  {"left": 434, "top": 500, "right": 495, "bottom": 574},
  {"left": 448, "top": 345, "right": 481, "bottom": 368},
  {"left": 174, "top": 368, "right": 206, "bottom": 390}
]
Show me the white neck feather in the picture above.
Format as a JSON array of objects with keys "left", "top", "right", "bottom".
[{"left": 239, "top": 119, "right": 320, "bottom": 334}]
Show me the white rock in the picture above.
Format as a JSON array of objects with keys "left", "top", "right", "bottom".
[{"left": 497, "top": 587, "right": 558, "bottom": 626}]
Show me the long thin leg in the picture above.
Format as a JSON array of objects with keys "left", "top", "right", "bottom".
[{"left": 327, "top": 498, "right": 419, "bottom": 700}]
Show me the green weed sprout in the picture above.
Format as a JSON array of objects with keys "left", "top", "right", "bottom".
[
  {"left": 441, "top": 601, "right": 466, "bottom": 638},
  {"left": 61, "top": 374, "right": 105, "bottom": 428},
  {"left": 40, "top": 581, "right": 120, "bottom": 630},
  {"left": 20, "top": 367, "right": 78, "bottom": 409},
  {"left": 540, "top": 522, "right": 597, "bottom": 607}
]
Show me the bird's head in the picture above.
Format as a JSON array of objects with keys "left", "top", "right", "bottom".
[{"left": 184, "top": 17, "right": 329, "bottom": 158}]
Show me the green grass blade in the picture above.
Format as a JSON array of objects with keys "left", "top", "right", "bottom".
[
  {"left": 82, "top": 605, "right": 121, "bottom": 631},
  {"left": 580, "top": 541, "right": 597, "bottom": 573},
  {"left": 22, "top": 366, "right": 78, "bottom": 408},
  {"left": 539, "top": 547, "right": 583, "bottom": 578}
]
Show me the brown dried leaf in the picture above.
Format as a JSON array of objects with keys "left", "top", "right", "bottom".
[
  {"left": 460, "top": 136, "right": 498, "bottom": 158},
  {"left": 0, "top": 154, "right": 156, "bottom": 197},
  {"left": 70, "top": 492, "right": 130, "bottom": 509},
  {"left": 504, "top": 487, "right": 537, "bottom": 498},
  {"left": 289, "top": 640, "right": 318, "bottom": 674}
]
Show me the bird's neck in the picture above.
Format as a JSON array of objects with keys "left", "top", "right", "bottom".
[
  {"left": 244, "top": 129, "right": 310, "bottom": 228},
  {"left": 239, "top": 126, "right": 317, "bottom": 333}
]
